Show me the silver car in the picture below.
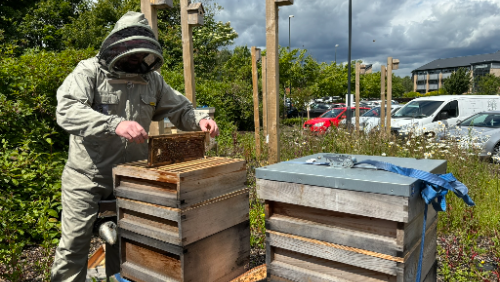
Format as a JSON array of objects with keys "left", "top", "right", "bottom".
[{"left": 445, "top": 111, "right": 500, "bottom": 161}]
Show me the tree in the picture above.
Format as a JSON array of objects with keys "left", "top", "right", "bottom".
[
  {"left": 0, "top": 0, "right": 39, "bottom": 43},
  {"left": 157, "top": 0, "right": 237, "bottom": 78},
  {"left": 360, "top": 72, "right": 380, "bottom": 99},
  {"left": 442, "top": 67, "right": 471, "bottom": 94},
  {"left": 18, "top": 0, "right": 86, "bottom": 50},
  {"left": 474, "top": 74, "right": 500, "bottom": 95},
  {"left": 400, "top": 76, "right": 413, "bottom": 93},
  {"left": 62, "top": 0, "right": 140, "bottom": 50}
]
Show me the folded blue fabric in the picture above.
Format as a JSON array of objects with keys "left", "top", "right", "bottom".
[{"left": 354, "top": 160, "right": 475, "bottom": 210}]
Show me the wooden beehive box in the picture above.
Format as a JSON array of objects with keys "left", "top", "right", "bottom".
[
  {"left": 114, "top": 157, "right": 246, "bottom": 208},
  {"left": 256, "top": 154, "right": 445, "bottom": 282},
  {"left": 114, "top": 156, "right": 250, "bottom": 282},
  {"left": 120, "top": 221, "right": 250, "bottom": 282}
]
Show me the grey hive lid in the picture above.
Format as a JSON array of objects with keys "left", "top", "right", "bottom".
[{"left": 255, "top": 154, "right": 447, "bottom": 197}]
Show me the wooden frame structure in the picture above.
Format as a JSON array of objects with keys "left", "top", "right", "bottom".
[
  {"left": 251, "top": 47, "right": 262, "bottom": 158},
  {"left": 266, "top": 0, "right": 294, "bottom": 165}
]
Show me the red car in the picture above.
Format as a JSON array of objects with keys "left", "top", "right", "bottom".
[{"left": 303, "top": 107, "right": 371, "bottom": 133}]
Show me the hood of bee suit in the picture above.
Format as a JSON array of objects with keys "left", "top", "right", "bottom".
[{"left": 98, "top": 11, "right": 164, "bottom": 76}]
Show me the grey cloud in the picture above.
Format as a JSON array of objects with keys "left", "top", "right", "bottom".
[{"left": 214, "top": 0, "right": 500, "bottom": 77}]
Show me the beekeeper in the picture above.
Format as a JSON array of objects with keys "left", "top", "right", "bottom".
[{"left": 51, "top": 11, "right": 218, "bottom": 281}]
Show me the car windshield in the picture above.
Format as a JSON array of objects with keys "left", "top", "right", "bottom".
[
  {"left": 460, "top": 113, "right": 500, "bottom": 128},
  {"left": 320, "top": 108, "right": 344, "bottom": 118},
  {"left": 393, "top": 101, "right": 443, "bottom": 118}
]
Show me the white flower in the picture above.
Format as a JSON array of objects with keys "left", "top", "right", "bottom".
[
  {"left": 382, "top": 153, "right": 386, "bottom": 156},
  {"left": 487, "top": 152, "right": 492, "bottom": 156},
  {"left": 406, "top": 141, "right": 411, "bottom": 146},
  {"left": 389, "top": 142, "right": 394, "bottom": 145}
]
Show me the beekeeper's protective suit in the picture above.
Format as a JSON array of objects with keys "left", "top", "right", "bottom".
[{"left": 51, "top": 11, "right": 216, "bottom": 281}]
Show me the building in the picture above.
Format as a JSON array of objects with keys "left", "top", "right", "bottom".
[{"left": 412, "top": 50, "right": 500, "bottom": 94}]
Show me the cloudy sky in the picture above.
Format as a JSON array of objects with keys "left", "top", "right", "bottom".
[{"left": 213, "top": 0, "right": 500, "bottom": 77}]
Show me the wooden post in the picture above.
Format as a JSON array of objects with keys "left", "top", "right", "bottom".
[
  {"left": 142, "top": 0, "right": 173, "bottom": 135},
  {"left": 180, "top": 0, "right": 196, "bottom": 108},
  {"left": 252, "top": 47, "right": 261, "bottom": 158},
  {"left": 355, "top": 62, "right": 360, "bottom": 131},
  {"left": 262, "top": 55, "right": 268, "bottom": 137},
  {"left": 426, "top": 73, "right": 429, "bottom": 94},
  {"left": 386, "top": 57, "right": 393, "bottom": 134},
  {"left": 266, "top": 0, "right": 279, "bottom": 164},
  {"left": 413, "top": 74, "right": 417, "bottom": 92},
  {"left": 380, "top": 65, "right": 386, "bottom": 130}
]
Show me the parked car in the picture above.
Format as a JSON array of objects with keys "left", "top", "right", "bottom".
[
  {"left": 301, "top": 103, "right": 336, "bottom": 118},
  {"left": 303, "top": 107, "right": 371, "bottom": 133},
  {"left": 391, "top": 95, "right": 500, "bottom": 137},
  {"left": 441, "top": 111, "right": 500, "bottom": 161},
  {"left": 340, "top": 105, "right": 403, "bottom": 132}
]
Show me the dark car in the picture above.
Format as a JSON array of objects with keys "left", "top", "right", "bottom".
[{"left": 300, "top": 103, "right": 335, "bottom": 118}]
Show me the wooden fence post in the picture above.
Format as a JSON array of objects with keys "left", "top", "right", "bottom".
[
  {"left": 355, "top": 62, "right": 360, "bottom": 131},
  {"left": 380, "top": 65, "right": 386, "bottom": 130},
  {"left": 266, "top": 0, "right": 293, "bottom": 164},
  {"left": 252, "top": 47, "right": 261, "bottom": 158},
  {"left": 180, "top": 0, "right": 197, "bottom": 108},
  {"left": 141, "top": 0, "right": 173, "bottom": 135},
  {"left": 386, "top": 57, "right": 393, "bottom": 134},
  {"left": 262, "top": 56, "right": 268, "bottom": 138}
]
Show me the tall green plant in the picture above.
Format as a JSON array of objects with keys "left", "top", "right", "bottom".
[{"left": 443, "top": 67, "right": 471, "bottom": 94}]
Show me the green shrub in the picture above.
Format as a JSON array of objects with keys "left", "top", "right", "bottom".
[
  {"left": 282, "top": 117, "right": 305, "bottom": 127},
  {"left": 403, "top": 91, "right": 421, "bottom": 98},
  {"left": 0, "top": 46, "right": 95, "bottom": 280}
]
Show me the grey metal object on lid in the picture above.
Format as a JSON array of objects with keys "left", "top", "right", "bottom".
[{"left": 255, "top": 153, "right": 446, "bottom": 197}]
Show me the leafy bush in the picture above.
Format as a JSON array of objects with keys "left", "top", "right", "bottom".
[
  {"left": 0, "top": 45, "right": 95, "bottom": 280},
  {"left": 282, "top": 117, "right": 305, "bottom": 127},
  {"left": 403, "top": 91, "right": 421, "bottom": 98}
]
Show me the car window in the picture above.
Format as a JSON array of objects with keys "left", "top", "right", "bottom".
[
  {"left": 362, "top": 107, "right": 381, "bottom": 117},
  {"left": 437, "top": 100, "right": 459, "bottom": 119},
  {"left": 321, "top": 108, "right": 344, "bottom": 118},
  {"left": 461, "top": 113, "right": 500, "bottom": 127},
  {"left": 393, "top": 100, "right": 443, "bottom": 118},
  {"left": 359, "top": 109, "right": 369, "bottom": 115}
]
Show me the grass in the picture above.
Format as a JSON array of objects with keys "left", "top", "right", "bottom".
[{"left": 211, "top": 123, "right": 500, "bottom": 281}]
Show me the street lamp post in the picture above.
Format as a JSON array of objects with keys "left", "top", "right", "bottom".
[
  {"left": 335, "top": 44, "right": 338, "bottom": 64},
  {"left": 286, "top": 15, "right": 294, "bottom": 119}
]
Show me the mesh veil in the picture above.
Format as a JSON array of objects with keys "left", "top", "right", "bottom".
[{"left": 98, "top": 25, "right": 164, "bottom": 75}]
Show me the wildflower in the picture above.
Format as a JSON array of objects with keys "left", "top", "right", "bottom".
[
  {"left": 487, "top": 152, "right": 492, "bottom": 156},
  {"left": 389, "top": 142, "right": 394, "bottom": 145},
  {"left": 382, "top": 153, "right": 386, "bottom": 157},
  {"left": 406, "top": 141, "right": 411, "bottom": 145},
  {"left": 460, "top": 157, "right": 465, "bottom": 161}
]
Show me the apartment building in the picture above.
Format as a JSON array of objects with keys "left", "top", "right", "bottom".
[{"left": 412, "top": 50, "right": 500, "bottom": 94}]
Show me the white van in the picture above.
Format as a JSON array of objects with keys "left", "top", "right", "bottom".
[{"left": 391, "top": 95, "right": 500, "bottom": 136}]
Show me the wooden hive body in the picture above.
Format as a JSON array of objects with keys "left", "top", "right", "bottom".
[
  {"left": 114, "top": 157, "right": 250, "bottom": 282},
  {"left": 256, "top": 154, "right": 444, "bottom": 282}
]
